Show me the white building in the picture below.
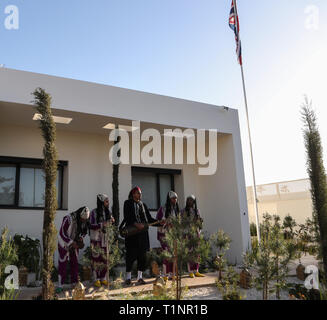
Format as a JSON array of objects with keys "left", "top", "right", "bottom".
[{"left": 0, "top": 68, "right": 250, "bottom": 264}]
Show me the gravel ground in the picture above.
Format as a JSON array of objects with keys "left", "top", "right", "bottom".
[{"left": 184, "top": 277, "right": 304, "bottom": 300}]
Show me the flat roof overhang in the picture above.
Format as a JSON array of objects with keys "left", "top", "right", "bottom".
[
  {"left": 0, "top": 100, "right": 228, "bottom": 137},
  {"left": 0, "top": 68, "right": 239, "bottom": 135}
]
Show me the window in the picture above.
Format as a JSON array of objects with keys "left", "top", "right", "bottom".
[
  {"left": 0, "top": 164, "right": 16, "bottom": 205},
  {"left": 131, "top": 167, "right": 181, "bottom": 210},
  {"left": 0, "top": 156, "right": 67, "bottom": 209}
]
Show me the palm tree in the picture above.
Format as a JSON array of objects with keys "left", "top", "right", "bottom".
[
  {"left": 302, "top": 96, "right": 327, "bottom": 277},
  {"left": 33, "top": 88, "right": 58, "bottom": 300}
]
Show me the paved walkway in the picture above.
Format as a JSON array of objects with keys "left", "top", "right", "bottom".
[
  {"left": 16, "top": 272, "right": 218, "bottom": 300},
  {"left": 15, "top": 255, "right": 319, "bottom": 300}
]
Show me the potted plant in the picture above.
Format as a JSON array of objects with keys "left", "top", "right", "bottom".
[
  {"left": 13, "top": 234, "right": 42, "bottom": 286},
  {"left": 147, "top": 248, "right": 163, "bottom": 278}
]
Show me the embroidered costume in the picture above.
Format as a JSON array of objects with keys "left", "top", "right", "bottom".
[
  {"left": 57, "top": 206, "right": 90, "bottom": 289},
  {"left": 181, "top": 195, "right": 205, "bottom": 278},
  {"left": 156, "top": 191, "right": 179, "bottom": 280},
  {"left": 89, "top": 194, "right": 113, "bottom": 286}
]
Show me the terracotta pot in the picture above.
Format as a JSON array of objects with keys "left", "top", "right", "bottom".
[
  {"left": 296, "top": 264, "right": 306, "bottom": 281},
  {"left": 240, "top": 269, "right": 251, "bottom": 289},
  {"left": 151, "top": 261, "right": 160, "bottom": 277},
  {"left": 82, "top": 266, "right": 92, "bottom": 281},
  {"left": 19, "top": 266, "right": 29, "bottom": 287}
]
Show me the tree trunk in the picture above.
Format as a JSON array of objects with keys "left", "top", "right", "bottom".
[
  {"left": 106, "top": 241, "right": 110, "bottom": 292},
  {"left": 263, "top": 277, "right": 268, "bottom": 300},
  {"left": 276, "top": 256, "right": 280, "bottom": 300},
  {"left": 174, "top": 241, "right": 181, "bottom": 300},
  {"left": 112, "top": 125, "right": 120, "bottom": 226}
]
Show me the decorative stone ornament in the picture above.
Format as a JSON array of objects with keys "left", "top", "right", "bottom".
[
  {"left": 153, "top": 276, "right": 166, "bottom": 297},
  {"left": 72, "top": 281, "right": 86, "bottom": 300}
]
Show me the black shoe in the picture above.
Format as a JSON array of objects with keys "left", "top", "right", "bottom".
[
  {"left": 137, "top": 278, "right": 146, "bottom": 285},
  {"left": 125, "top": 279, "right": 131, "bottom": 286}
]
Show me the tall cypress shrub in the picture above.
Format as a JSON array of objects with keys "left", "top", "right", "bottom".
[
  {"left": 302, "top": 97, "right": 327, "bottom": 276},
  {"left": 33, "top": 88, "right": 58, "bottom": 300}
]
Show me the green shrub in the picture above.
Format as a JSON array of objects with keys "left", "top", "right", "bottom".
[
  {"left": 250, "top": 223, "right": 257, "bottom": 237},
  {"left": 13, "top": 234, "right": 41, "bottom": 279},
  {"left": 0, "top": 227, "right": 18, "bottom": 295}
]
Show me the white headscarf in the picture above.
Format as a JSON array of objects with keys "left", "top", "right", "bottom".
[
  {"left": 168, "top": 191, "right": 178, "bottom": 199},
  {"left": 80, "top": 207, "right": 90, "bottom": 219},
  {"left": 97, "top": 194, "right": 109, "bottom": 202}
]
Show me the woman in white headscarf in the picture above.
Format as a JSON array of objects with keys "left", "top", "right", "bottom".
[
  {"left": 89, "top": 194, "right": 115, "bottom": 287},
  {"left": 156, "top": 191, "right": 179, "bottom": 281},
  {"left": 181, "top": 195, "right": 205, "bottom": 278},
  {"left": 56, "top": 206, "right": 90, "bottom": 293}
]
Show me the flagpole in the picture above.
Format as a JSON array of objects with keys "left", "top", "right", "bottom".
[{"left": 232, "top": 0, "right": 261, "bottom": 243}]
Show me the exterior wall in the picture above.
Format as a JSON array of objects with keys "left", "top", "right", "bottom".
[
  {"left": 197, "top": 134, "right": 250, "bottom": 264},
  {"left": 247, "top": 179, "right": 314, "bottom": 225},
  {"left": 0, "top": 123, "right": 116, "bottom": 262},
  {"left": 0, "top": 122, "right": 250, "bottom": 264}
]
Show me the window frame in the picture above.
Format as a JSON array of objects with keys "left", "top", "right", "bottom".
[
  {"left": 0, "top": 156, "right": 67, "bottom": 210},
  {"left": 131, "top": 166, "right": 181, "bottom": 211}
]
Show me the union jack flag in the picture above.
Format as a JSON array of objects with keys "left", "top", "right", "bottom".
[{"left": 229, "top": 0, "right": 242, "bottom": 65}]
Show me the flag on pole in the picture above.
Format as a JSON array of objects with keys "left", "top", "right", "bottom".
[{"left": 229, "top": 0, "right": 242, "bottom": 65}]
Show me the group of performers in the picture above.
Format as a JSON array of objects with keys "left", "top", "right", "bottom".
[{"left": 56, "top": 187, "right": 204, "bottom": 293}]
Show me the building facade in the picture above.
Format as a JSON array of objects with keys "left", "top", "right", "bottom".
[{"left": 0, "top": 68, "right": 250, "bottom": 264}]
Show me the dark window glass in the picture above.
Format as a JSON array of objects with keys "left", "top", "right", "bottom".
[
  {"left": 131, "top": 168, "right": 177, "bottom": 210},
  {"left": 132, "top": 171, "right": 157, "bottom": 209},
  {"left": 19, "top": 165, "right": 62, "bottom": 208},
  {"left": 159, "top": 174, "right": 171, "bottom": 207},
  {"left": 0, "top": 164, "right": 16, "bottom": 205}
]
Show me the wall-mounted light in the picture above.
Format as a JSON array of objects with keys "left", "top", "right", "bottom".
[
  {"left": 33, "top": 113, "right": 73, "bottom": 124},
  {"left": 162, "top": 131, "right": 195, "bottom": 139},
  {"left": 103, "top": 123, "right": 138, "bottom": 132}
]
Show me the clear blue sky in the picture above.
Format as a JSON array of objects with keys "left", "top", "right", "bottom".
[{"left": 1, "top": 0, "right": 327, "bottom": 186}]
